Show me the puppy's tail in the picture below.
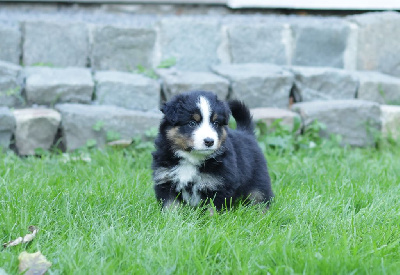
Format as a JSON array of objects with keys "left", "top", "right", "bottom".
[{"left": 229, "top": 100, "right": 255, "bottom": 134}]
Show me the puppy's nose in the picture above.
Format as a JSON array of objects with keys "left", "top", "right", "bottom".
[{"left": 204, "top": 138, "right": 214, "bottom": 147}]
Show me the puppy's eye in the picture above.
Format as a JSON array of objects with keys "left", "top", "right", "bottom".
[
  {"left": 213, "top": 121, "right": 220, "bottom": 127},
  {"left": 188, "top": 121, "right": 197, "bottom": 127}
]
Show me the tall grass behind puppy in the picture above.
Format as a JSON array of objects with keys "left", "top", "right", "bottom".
[{"left": 152, "top": 91, "right": 274, "bottom": 210}]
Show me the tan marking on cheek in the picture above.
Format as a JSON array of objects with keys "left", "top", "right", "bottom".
[
  {"left": 217, "top": 127, "right": 227, "bottom": 148},
  {"left": 212, "top": 113, "right": 218, "bottom": 122},
  {"left": 193, "top": 113, "right": 201, "bottom": 122},
  {"left": 166, "top": 127, "right": 178, "bottom": 139},
  {"left": 166, "top": 126, "right": 194, "bottom": 151}
]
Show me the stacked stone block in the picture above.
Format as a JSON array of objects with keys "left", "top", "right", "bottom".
[
  {"left": 94, "top": 71, "right": 160, "bottom": 111},
  {"left": 250, "top": 108, "right": 301, "bottom": 132},
  {"left": 0, "top": 61, "right": 23, "bottom": 107},
  {"left": 290, "top": 18, "right": 357, "bottom": 69},
  {"left": 381, "top": 105, "right": 400, "bottom": 139},
  {"left": 158, "top": 69, "right": 229, "bottom": 101},
  {"left": 226, "top": 22, "right": 291, "bottom": 65},
  {"left": 158, "top": 17, "right": 223, "bottom": 71},
  {"left": 0, "top": 22, "right": 21, "bottom": 64},
  {"left": 24, "top": 67, "right": 94, "bottom": 105},
  {"left": 90, "top": 24, "right": 157, "bottom": 71},
  {"left": 349, "top": 12, "right": 400, "bottom": 77},
  {"left": 23, "top": 21, "right": 89, "bottom": 67},
  {"left": 290, "top": 66, "right": 358, "bottom": 102},
  {"left": 0, "top": 107, "right": 15, "bottom": 150},
  {"left": 56, "top": 104, "right": 161, "bottom": 151},
  {"left": 212, "top": 63, "right": 294, "bottom": 108},
  {"left": 354, "top": 71, "right": 400, "bottom": 104},
  {"left": 292, "top": 100, "right": 381, "bottom": 147},
  {"left": 13, "top": 108, "right": 61, "bottom": 155}
]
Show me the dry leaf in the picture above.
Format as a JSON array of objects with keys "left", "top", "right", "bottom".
[
  {"left": 107, "top": 139, "right": 132, "bottom": 148},
  {"left": 3, "top": 226, "right": 38, "bottom": 248},
  {"left": 18, "top": 251, "right": 51, "bottom": 275}
]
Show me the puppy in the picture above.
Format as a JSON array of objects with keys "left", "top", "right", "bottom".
[{"left": 152, "top": 91, "right": 274, "bottom": 211}]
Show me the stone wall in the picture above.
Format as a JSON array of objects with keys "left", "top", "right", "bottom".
[{"left": 1, "top": 6, "right": 400, "bottom": 154}]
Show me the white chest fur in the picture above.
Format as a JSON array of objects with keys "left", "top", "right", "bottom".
[
  {"left": 172, "top": 161, "right": 197, "bottom": 190},
  {"left": 168, "top": 160, "right": 222, "bottom": 207},
  {"left": 171, "top": 160, "right": 202, "bottom": 206},
  {"left": 154, "top": 153, "right": 223, "bottom": 207}
]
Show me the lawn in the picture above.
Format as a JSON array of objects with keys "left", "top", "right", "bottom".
[{"left": 1, "top": 134, "right": 400, "bottom": 274}]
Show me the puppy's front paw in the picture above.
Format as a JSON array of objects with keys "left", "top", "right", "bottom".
[{"left": 162, "top": 199, "right": 180, "bottom": 211}]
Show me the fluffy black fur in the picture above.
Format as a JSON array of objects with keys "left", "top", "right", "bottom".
[{"left": 152, "top": 91, "right": 274, "bottom": 210}]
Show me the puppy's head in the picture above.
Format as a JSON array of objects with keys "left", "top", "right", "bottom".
[{"left": 161, "top": 91, "right": 230, "bottom": 157}]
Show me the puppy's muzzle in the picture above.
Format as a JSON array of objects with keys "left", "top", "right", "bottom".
[{"left": 204, "top": 138, "right": 214, "bottom": 148}]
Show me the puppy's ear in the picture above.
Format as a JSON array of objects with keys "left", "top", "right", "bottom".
[
  {"left": 223, "top": 102, "right": 231, "bottom": 125},
  {"left": 161, "top": 102, "right": 178, "bottom": 125}
]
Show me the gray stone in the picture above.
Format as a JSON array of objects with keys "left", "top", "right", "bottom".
[
  {"left": 95, "top": 71, "right": 160, "bottom": 111},
  {"left": 23, "top": 20, "right": 89, "bottom": 67},
  {"left": 13, "top": 108, "right": 61, "bottom": 155},
  {"left": 212, "top": 63, "right": 294, "bottom": 108},
  {"left": 55, "top": 104, "right": 162, "bottom": 151},
  {"left": 349, "top": 12, "right": 400, "bottom": 77},
  {"left": 290, "top": 66, "right": 358, "bottom": 102},
  {"left": 381, "top": 105, "right": 400, "bottom": 139},
  {"left": 158, "top": 17, "right": 222, "bottom": 71},
  {"left": 227, "top": 22, "right": 291, "bottom": 65},
  {"left": 292, "top": 100, "right": 381, "bottom": 147},
  {"left": 250, "top": 107, "right": 301, "bottom": 132},
  {"left": 24, "top": 67, "right": 94, "bottom": 105},
  {"left": 354, "top": 71, "right": 400, "bottom": 104},
  {"left": 0, "top": 61, "right": 23, "bottom": 107},
  {"left": 291, "top": 19, "right": 357, "bottom": 69},
  {"left": 90, "top": 24, "right": 156, "bottom": 71},
  {"left": 0, "top": 107, "right": 16, "bottom": 149},
  {"left": 0, "top": 23, "right": 21, "bottom": 64},
  {"left": 158, "top": 69, "right": 230, "bottom": 101}
]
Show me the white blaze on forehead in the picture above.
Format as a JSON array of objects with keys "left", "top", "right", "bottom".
[
  {"left": 192, "top": 96, "right": 218, "bottom": 151},
  {"left": 198, "top": 96, "right": 211, "bottom": 119}
]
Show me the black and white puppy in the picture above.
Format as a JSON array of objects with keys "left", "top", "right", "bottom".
[{"left": 152, "top": 91, "right": 274, "bottom": 210}]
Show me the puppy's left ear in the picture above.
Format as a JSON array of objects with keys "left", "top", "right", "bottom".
[
  {"left": 223, "top": 102, "right": 231, "bottom": 125},
  {"left": 161, "top": 102, "right": 178, "bottom": 125}
]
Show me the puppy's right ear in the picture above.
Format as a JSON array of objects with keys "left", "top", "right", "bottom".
[{"left": 161, "top": 102, "right": 178, "bottom": 125}]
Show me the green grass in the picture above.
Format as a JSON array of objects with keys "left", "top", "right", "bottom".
[{"left": 1, "top": 139, "right": 400, "bottom": 274}]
